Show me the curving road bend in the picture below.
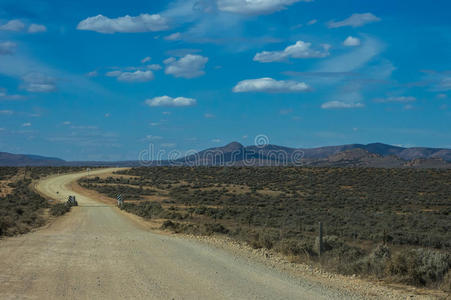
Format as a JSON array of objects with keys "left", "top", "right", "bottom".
[{"left": 0, "top": 168, "right": 356, "bottom": 299}]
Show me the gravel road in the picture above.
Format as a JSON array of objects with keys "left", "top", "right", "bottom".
[{"left": 0, "top": 168, "right": 366, "bottom": 299}]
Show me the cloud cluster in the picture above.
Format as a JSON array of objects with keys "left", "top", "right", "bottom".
[
  {"left": 233, "top": 77, "right": 309, "bottom": 93},
  {"left": 328, "top": 13, "right": 380, "bottom": 28},
  {"left": 254, "top": 41, "right": 330, "bottom": 63},
  {"left": 321, "top": 101, "right": 364, "bottom": 109},
  {"left": 106, "top": 70, "right": 154, "bottom": 82},
  {"left": 164, "top": 54, "right": 208, "bottom": 78},
  {"left": 77, "top": 14, "right": 169, "bottom": 34},
  {"left": 0, "top": 41, "right": 17, "bottom": 55},
  {"left": 0, "top": 20, "right": 46, "bottom": 33},
  {"left": 217, "top": 0, "right": 311, "bottom": 15},
  {"left": 21, "top": 73, "right": 56, "bottom": 92},
  {"left": 145, "top": 95, "right": 197, "bottom": 107},
  {"left": 343, "top": 36, "right": 360, "bottom": 47}
]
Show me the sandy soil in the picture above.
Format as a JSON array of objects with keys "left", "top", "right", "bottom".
[{"left": 0, "top": 168, "right": 365, "bottom": 299}]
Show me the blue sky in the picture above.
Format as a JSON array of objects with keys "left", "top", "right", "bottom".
[{"left": 0, "top": 0, "right": 450, "bottom": 161}]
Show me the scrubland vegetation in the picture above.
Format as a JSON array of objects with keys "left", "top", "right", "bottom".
[
  {"left": 80, "top": 166, "right": 451, "bottom": 290},
  {"left": 0, "top": 167, "right": 89, "bottom": 236}
]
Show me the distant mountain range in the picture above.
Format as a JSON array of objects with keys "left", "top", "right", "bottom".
[
  {"left": 1, "top": 142, "right": 451, "bottom": 168},
  {"left": 0, "top": 152, "right": 65, "bottom": 167}
]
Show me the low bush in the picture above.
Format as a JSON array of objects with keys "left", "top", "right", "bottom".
[
  {"left": 275, "top": 238, "right": 316, "bottom": 258},
  {"left": 387, "top": 248, "right": 451, "bottom": 287},
  {"left": 347, "top": 244, "right": 391, "bottom": 277},
  {"left": 0, "top": 178, "right": 48, "bottom": 236},
  {"left": 50, "top": 203, "right": 71, "bottom": 216},
  {"left": 120, "top": 201, "right": 163, "bottom": 219},
  {"left": 203, "top": 223, "right": 229, "bottom": 235},
  {"left": 160, "top": 220, "right": 202, "bottom": 235}
]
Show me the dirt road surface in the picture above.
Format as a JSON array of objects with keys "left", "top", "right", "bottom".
[{"left": 0, "top": 168, "right": 362, "bottom": 299}]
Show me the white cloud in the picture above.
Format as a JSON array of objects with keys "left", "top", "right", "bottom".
[
  {"left": 438, "top": 77, "right": 451, "bottom": 91},
  {"left": 164, "top": 32, "right": 181, "bottom": 40},
  {"left": 422, "top": 71, "right": 451, "bottom": 92},
  {"left": 161, "top": 143, "right": 176, "bottom": 147},
  {"left": 70, "top": 125, "right": 98, "bottom": 130},
  {"left": 147, "top": 64, "right": 162, "bottom": 70},
  {"left": 141, "top": 56, "right": 151, "bottom": 63},
  {"left": 117, "top": 70, "right": 154, "bottom": 82},
  {"left": 22, "top": 122, "right": 31, "bottom": 127},
  {"left": 204, "top": 113, "right": 215, "bottom": 118},
  {"left": 217, "top": 0, "right": 311, "bottom": 15},
  {"left": 254, "top": 41, "right": 330, "bottom": 63},
  {"left": 106, "top": 70, "right": 121, "bottom": 77},
  {"left": 21, "top": 72, "right": 56, "bottom": 92},
  {"left": 163, "top": 57, "right": 176, "bottom": 64},
  {"left": 321, "top": 101, "right": 364, "bottom": 109},
  {"left": 328, "top": 13, "right": 380, "bottom": 28},
  {"left": 86, "top": 70, "right": 98, "bottom": 77},
  {"left": 105, "top": 69, "right": 154, "bottom": 82},
  {"left": 63, "top": 121, "right": 71, "bottom": 125},
  {"left": 211, "top": 138, "right": 221, "bottom": 143},
  {"left": 317, "top": 37, "right": 384, "bottom": 73},
  {"left": 164, "top": 54, "right": 208, "bottom": 78},
  {"left": 145, "top": 135, "right": 163, "bottom": 140},
  {"left": 0, "top": 110, "right": 13, "bottom": 115},
  {"left": 343, "top": 36, "right": 360, "bottom": 47},
  {"left": 374, "top": 96, "right": 416, "bottom": 103},
  {"left": 145, "top": 95, "right": 197, "bottom": 107},
  {"left": 279, "top": 108, "right": 293, "bottom": 115},
  {"left": 0, "top": 20, "right": 25, "bottom": 31},
  {"left": 437, "top": 93, "right": 447, "bottom": 99},
  {"left": 0, "top": 88, "right": 24, "bottom": 100},
  {"left": 307, "top": 19, "right": 317, "bottom": 25},
  {"left": 28, "top": 24, "right": 47, "bottom": 33},
  {"left": 0, "top": 41, "right": 17, "bottom": 55},
  {"left": 77, "top": 14, "right": 169, "bottom": 34},
  {"left": 233, "top": 77, "right": 309, "bottom": 93}
]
